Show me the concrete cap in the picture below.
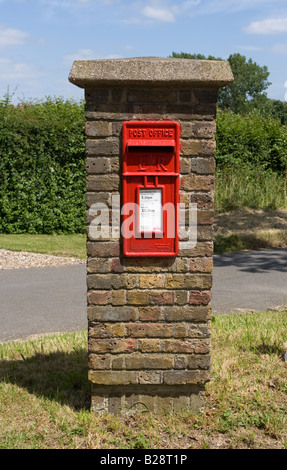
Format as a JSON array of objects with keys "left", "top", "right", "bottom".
[{"left": 69, "top": 57, "right": 234, "bottom": 89}]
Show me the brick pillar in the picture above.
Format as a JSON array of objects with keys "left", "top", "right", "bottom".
[{"left": 69, "top": 57, "right": 233, "bottom": 415}]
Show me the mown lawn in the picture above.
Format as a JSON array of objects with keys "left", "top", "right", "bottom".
[{"left": 0, "top": 234, "right": 86, "bottom": 259}]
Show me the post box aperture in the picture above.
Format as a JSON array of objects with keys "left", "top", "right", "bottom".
[{"left": 122, "top": 121, "right": 180, "bottom": 257}]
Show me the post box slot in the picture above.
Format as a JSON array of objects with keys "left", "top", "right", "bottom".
[
  {"left": 124, "top": 147, "right": 175, "bottom": 175},
  {"left": 127, "top": 140, "right": 175, "bottom": 148},
  {"left": 126, "top": 146, "right": 174, "bottom": 153}
]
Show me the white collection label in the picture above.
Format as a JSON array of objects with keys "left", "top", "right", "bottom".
[{"left": 139, "top": 189, "right": 162, "bottom": 232}]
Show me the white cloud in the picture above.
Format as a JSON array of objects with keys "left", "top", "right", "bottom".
[
  {"left": 41, "top": 0, "right": 110, "bottom": 7},
  {"left": 63, "top": 48, "right": 97, "bottom": 63},
  {"left": 139, "top": 0, "right": 203, "bottom": 23},
  {"left": 130, "top": 0, "right": 270, "bottom": 25},
  {"left": 236, "top": 45, "right": 264, "bottom": 52},
  {"left": 182, "top": 0, "right": 201, "bottom": 8},
  {"left": 198, "top": 0, "right": 281, "bottom": 15},
  {"left": 39, "top": 0, "right": 120, "bottom": 22},
  {"left": 41, "top": 1, "right": 71, "bottom": 6},
  {"left": 63, "top": 49, "right": 122, "bottom": 64},
  {"left": 236, "top": 42, "right": 287, "bottom": 56},
  {"left": 245, "top": 17, "right": 287, "bottom": 34},
  {"left": 0, "top": 25, "right": 29, "bottom": 47},
  {"left": 0, "top": 58, "right": 44, "bottom": 79},
  {"left": 40, "top": 0, "right": 89, "bottom": 11},
  {"left": 269, "top": 43, "right": 287, "bottom": 54},
  {"left": 142, "top": 5, "right": 175, "bottom": 22}
]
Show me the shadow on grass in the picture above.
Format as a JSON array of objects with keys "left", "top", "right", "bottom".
[
  {"left": 254, "top": 343, "right": 284, "bottom": 356},
  {"left": 0, "top": 349, "right": 91, "bottom": 411},
  {"left": 240, "top": 342, "right": 284, "bottom": 358}
]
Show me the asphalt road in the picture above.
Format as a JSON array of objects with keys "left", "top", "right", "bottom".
[
  {"left": 0, "top": 264, "right": 87, "bottom": 343},
  {"left": 0, "top": 248, "right": 286, "bottom": 343},
  {"left": 212, "top": 248, "right": 287, "bottom": 314}
]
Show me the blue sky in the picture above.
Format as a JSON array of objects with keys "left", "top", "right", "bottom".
[{"left": 1, "top": 0, "right": 287, "bottom": 104}]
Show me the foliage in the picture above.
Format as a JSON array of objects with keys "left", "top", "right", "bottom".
[
  {"left": 0, "top": 96, "right": 86, "bottom": 234},
  {"left": 219, "top": 53, "right": 271, "bottom": 113},
  {"left": 171, "top": 51, "right": 271, "bottom": 114},
  {"left": 216, "top": 110, "right": 287, "bottom": 172},
  {"left": 268, "top": 99, "right": 287, "bottom": 125},
  {"left": 215, "top": 165, "right": 287, "bottom": 212},
  {"left": 171, "top": 51, "right": 221, "bottom": 61},
  {"left": 215, "top": 110, "right": 287, "bottom": 213},
  {"left": 247, "top": 97, "right": 287, "bottom": 125}
]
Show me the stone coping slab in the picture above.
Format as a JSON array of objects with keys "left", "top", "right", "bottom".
[{"left": 69, "top": 57, "right": 233, "bottom": 89}]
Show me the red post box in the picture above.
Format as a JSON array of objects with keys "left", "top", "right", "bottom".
[{"left": 122, "top": 121, "right": 180, "bottom": 257}]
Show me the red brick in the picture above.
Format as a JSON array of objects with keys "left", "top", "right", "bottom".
[
  {"left": 87, "top": 290, "right": 111, "bottom": 305},
  {"left": 88, "top": 370, "right": 137, "bottom": 385},
  {"left": 189, "top": 290, "right": 211, "bottom": 305},
  {"left": 125, "top": 323, "right": 173, "bottom": 338},
  {"left": 149, "top": 291, "right": 175, "bottom": 305},
  {"left": 89, "top": 338, "right": 136, "bottom": 354},
  {"left": 163, "top": 370, "right": 210, "bottom": 385},
  {"left": 137, "top": 307, "right": 161, "bottom": 322},
  {"left": 89, "top": 354, "right": 111, "bottom": 369},
  {"left": 163, "top": 338, "right": 210, "bottom": 354},
  {"left": 111, "top": 258, "right": 124, "bottom": 273},
  {"left": 87, "top": 241, "right": 120, "bottom": 257},
  {"left": 189, "top": 257, "right": 213, "bottom": 273}
]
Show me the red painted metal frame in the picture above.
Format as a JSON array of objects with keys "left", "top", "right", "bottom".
[{"left": 122, "top": 121, "right": 180, "bottom": 257}]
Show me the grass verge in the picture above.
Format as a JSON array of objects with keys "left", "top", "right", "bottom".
[
  {"left": 0, "top": 310, "right": 286, "bottom": 449},
  {"left": 214, "top": 208, "right": 287, "bottom": 253},
  {"left": 0, "top": 234, "right": 86, "bottom": 259},
  {"left": 215, "top": 167, "right": 287, "bottom": 213},
  {"left": 214, "top": 232, "right": 287, "bottom": 254},
  {"left": 2, "top": 208, "right": 287, "bottom": 258}
]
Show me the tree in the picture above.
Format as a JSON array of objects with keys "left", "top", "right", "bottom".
[
  {"left": 170, "top": 52, "right": 271, "bottom": 113},
  {"left": 219, "top": 53, "right": 271, "bottom": 112},
  {"left": 171, "top": 52, "right": 221, "bottom": 61},
  {"left": 268, "top": 99, "right": 287, "bottom": 125}
]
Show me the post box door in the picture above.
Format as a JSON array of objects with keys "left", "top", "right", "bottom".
[{"left": 122, "top": 121, "right": 180, "bottom": 257}]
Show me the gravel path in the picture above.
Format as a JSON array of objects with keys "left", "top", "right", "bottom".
[{"left": 0, "top": 249, "right": 86, "bottom": 270}]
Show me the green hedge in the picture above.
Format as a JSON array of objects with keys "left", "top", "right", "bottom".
[
  {"left": 0, "top": 98, "right": 86, "bottom": 234},
  {"left": 1, "top": 99, "right": 287, "bottom": 234},
  {"left": 216, "top": 110, "right": 287, "bottom": 172}
]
